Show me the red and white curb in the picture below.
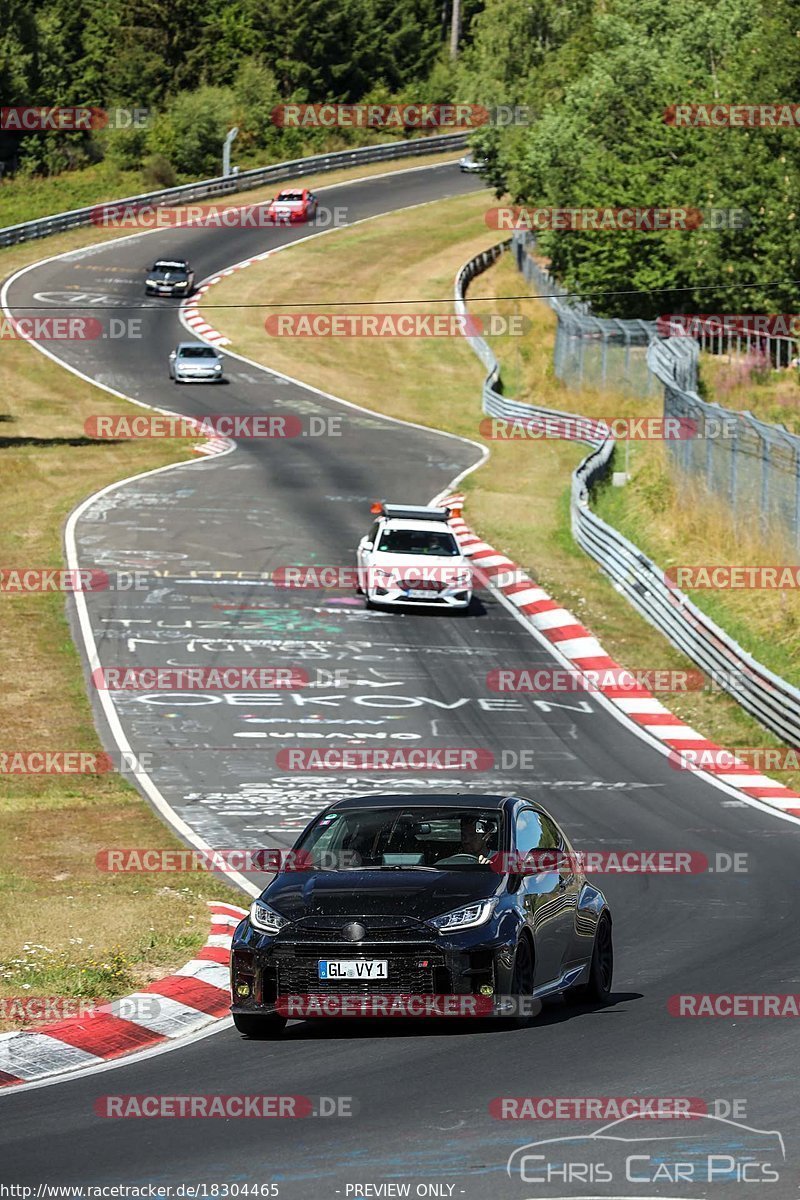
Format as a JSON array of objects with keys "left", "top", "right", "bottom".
[
  {"left": 0, "top": 901, "right": 246, "bottom": 1089},
  {"left": 443, "top": 494, "right": 800, "bottom": 818},
  {"left": 183, "top": 256, "right": 273, "bottom": 347},
  {"left": 181, "top": 284, "right": 240, "bottom": 455}
]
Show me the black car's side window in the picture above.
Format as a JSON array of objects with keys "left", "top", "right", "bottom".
[
  {"left": 539, "top": 815, "right": 563, "bottom": 852},
  {"left": 516, "top": 809, "right": 562, "bottom": 854},
  {"left": 515, "top": 809, "right": 544, "bottom": 854}
]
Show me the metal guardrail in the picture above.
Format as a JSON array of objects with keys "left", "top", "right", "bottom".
[
  {"left": 0, "top": 133, "right": 468, "bottom": 248},
  {"left": 455, "top": 243, "right": 800, "bottom": 748}
]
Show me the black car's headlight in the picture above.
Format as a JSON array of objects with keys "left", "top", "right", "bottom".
[
  {"left": 430, "top": 898, "right": 497, "bottom": 932},
  {"left": 249, "top": 900, "right": 290, "bottom": 935}
]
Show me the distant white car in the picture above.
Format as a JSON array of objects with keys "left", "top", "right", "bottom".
[
  {"left": 356, "top": 503, "right": 473, "bottom": 610},
  {"left": 459, "top": 152, "right": 487, "bottom": 174},
  {"left": 168, "top": 342, "right": 224, "bottom": 383}
]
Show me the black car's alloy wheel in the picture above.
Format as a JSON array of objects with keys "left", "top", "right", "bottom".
[
  {"left": 504, "top": 936, "right": 535, "bottom": 1026},
  {"left": 512, "top": 936, "right": 535, "bottom": 996},
  {"left": 577, "top": 913, "right": 613, "bottom": 1003}
]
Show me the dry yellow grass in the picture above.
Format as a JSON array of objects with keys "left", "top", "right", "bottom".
[
  {"left": 700, "top": 349, "right": 800, "bottom": 433},
  {"left": 0, "top": 342, "right": 243, "bottom": 1029}
]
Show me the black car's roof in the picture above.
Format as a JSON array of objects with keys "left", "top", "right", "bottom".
[{"left": 326, "top": 793, "right": 525, "bottom": 812}]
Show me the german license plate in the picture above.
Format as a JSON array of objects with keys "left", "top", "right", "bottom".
[{"left": 318, "top": 960, "right": 388, "bottom": 980}]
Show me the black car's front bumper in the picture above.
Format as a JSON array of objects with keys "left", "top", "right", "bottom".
[{"left": 230, "top": 916, "right": 518, "bottom": 1017}]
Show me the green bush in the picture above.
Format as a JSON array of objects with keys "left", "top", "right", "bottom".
[
  {"left": 146, "top": 87, "right": 236, "bottom": 178},
  {"left": 141, "top": 153, "right": 176, "bottom": 190}
]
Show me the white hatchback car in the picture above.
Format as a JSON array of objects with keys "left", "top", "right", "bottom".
[{"left": 356, "top": 504, "right": 473, "bottom": 610}]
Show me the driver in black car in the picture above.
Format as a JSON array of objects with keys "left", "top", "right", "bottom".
[{"left": 460, "top": 816, "right": 493, "bottom": 863}]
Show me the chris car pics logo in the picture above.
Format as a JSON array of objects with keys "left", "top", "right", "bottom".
[{"left": 506, "top": 1112, "right": 785, "bottom": 1186}]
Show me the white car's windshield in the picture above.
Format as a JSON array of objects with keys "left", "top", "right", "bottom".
[{"left": 376, "top": 529, "right": 460, "bottom": 556}]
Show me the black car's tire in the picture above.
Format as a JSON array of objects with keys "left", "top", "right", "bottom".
[
  {"left": 503, "top": 935, "right": 536, "bottom": 1027},
  {"left": 232, "top": 1013, "right": 287, "bottom": 1039},
  {"left": 575, "top": 913, "right": 613, "bottom": 1004}
]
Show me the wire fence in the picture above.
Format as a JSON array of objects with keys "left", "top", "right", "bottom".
[
  {"left": 512, "top": 230, "right": 800, "bottom": 545},
  {"left": 648, "top": 338, "right": 800, "bottom": 542},
  {"left": 510, "top": 233, "right": 657, "bottom": 396}
]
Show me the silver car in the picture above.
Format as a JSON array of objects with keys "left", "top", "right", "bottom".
[
  {"left": 168, "top": 342, "right": 225, "bottom": 383},
  {"left": 459, "top": 152, "right": 487, "bottom": 174}
]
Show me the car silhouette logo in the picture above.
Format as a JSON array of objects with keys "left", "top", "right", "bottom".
[{"left": 507, "top": 1111, "right": 786, "bottom": 1181}]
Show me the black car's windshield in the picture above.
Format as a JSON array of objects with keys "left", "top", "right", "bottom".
[
  {"left": 179, "top": 347, "right": 218, "bottom": 359},
  {"left": 296, "top": 807, "right": 503, "bottom": 870},
  {"left": 376, "top": 529, "right": 460, "bottom": 556}
]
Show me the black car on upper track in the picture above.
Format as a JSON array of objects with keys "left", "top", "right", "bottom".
[
  {"left": 145, "top": 258, "right": 195, "bottom": 297},
  {"left": 230, "top": 793, "right": 613, "bottom": 1037}
]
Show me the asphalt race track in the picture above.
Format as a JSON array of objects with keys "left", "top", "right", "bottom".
[{"left": 2, "top": 161, "right": 799, "bottom": 1198}]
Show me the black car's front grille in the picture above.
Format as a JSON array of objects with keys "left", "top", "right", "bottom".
[
  {"left": 283, "top": 918, "right": 428, "bottom": 944},
  {"left": 272, "top": 944, "right": 446, "bottom": 996}
]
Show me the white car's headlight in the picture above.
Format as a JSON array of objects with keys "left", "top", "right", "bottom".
[
  {"left": 430, "top": 898, "right": 497, "bottom": 932},
  {"left": 249, "top": 900, "right": 289, "bottom": 934},
  {"left": 449, "top": 569, "right": 473, "bottom": 588},
  {"left": 372, "top": 567, "right": 396, "bottom": 585}
]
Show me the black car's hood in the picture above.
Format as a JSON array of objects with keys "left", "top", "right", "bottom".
[{"left": 263, "top": 870, "right": 500, "bottom": 922}]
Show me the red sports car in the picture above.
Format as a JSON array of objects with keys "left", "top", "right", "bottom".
[{"left": 265, "top": 188, "right": 319, "bottom": 223}]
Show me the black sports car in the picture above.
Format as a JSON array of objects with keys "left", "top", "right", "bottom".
[
  {"left": 145, "top": 259, "right": 195, "bottom": 296},
  {"left": 230, "top": 793, "right": 613, "bottom": 1037}
]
